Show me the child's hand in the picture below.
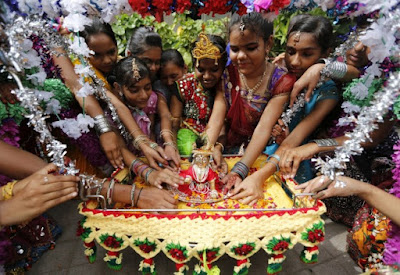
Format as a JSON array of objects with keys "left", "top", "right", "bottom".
[
  {"left": 99, "top": 132, "right": 124, "bottom": 169},
  {"left": 230, "top": 173, "right": 264, "bottom": 206},
  {"left": 221, "top": 172, "right": 242, "bottom": 194},
  {"left": 141, "top": 144, "right": 169, "bottom": 170},
  {"left": 163, "top": 144, "right": 181, "bottom": 169},
  {"left": 271, "top": 119, "right": 289, "bottom": 145},
  {"left": 147, "top": 169, "right": 184, "bottom": 189},
  {"left": 211, "top": 147, "right": 228, "bottom": 174}
]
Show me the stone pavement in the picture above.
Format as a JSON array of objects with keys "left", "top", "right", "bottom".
[{"left": 28, "top": 200, "right": 363, "bottom": 275}]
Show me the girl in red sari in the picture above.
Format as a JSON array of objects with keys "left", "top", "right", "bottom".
[{"left": 206, "top": 12, "right": 296, "bottom": 183}]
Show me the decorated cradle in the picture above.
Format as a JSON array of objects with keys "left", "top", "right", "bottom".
[{"left": 77, "top": 156, "right": 326, "bottom": 274}]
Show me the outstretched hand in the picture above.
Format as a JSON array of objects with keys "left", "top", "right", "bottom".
[{"left": 1, "top": 163, "right": 79, "bottom": 225}]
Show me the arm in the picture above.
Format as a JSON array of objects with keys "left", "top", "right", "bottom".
[
  {"left": 290, "top": 63, "right": 360, "bottom": 106},
  {"left": 296, "top": 175, "right": 400, "bottom": 227},
  {"left": 51, "top": 49, "right": 123, "bottom": 169},
  {"left": 279, "top": 116, "right": 397, "bottom": 177},
  {"left": 0, "top": 140, "right": 46, "bottom": 179},
  {"left": 170, "top": 95, "right": 183, "bottom": 136},
  {"left": 204, "top": 89, "right": 227, "bottom": 146},
  {"left": 0, "top": 163, "right": 79, "bottom": 226},
  {"left": 108, "top": 91, "right": 169, "bottom": 169},
  {"left": 223, "top": 95, "right": 288, "bottom": 198},
  {"left": 157, "top": 96, "right": 180, "bottom": 167}
]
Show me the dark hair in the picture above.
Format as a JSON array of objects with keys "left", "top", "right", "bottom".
[
  {"left": 287, "top": 14, "right": 333, "bottom": 53},
  {"left": 192, "top": 34, "right": 228, "bottom": 68},
  {"left": 80, "top": 18, "right": 117, "bottom": 46},
  {"left": 229, "top": 12, "right": 273, "bottom": 42},
  {"left": 111, "top": 56, "right": 150, "bottom": 87},
  {"left": 161, "top": 49, "right": 185, "bottom": 69},
  {"left": 127, "top": 26, "right": 162, "bottom": 55}
]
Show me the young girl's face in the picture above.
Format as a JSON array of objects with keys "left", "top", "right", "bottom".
[
  {"left": 229, "top": 28, "right": 270, "bottom": 78},
  {"left": 345, "top": 41, "right": 370, "bottom": 68},
  {"left": 195, "top": 58, "right": 224, "bottom": 89},
  {"left": 285, "top": 32, "right": 326, "bottom": 78},
  {"left": 87, "top": 33, "right": 118, "bottom": 75},
  {"left": 137, "top": 47, "right": 162, "bottom": 81},
  {"left": 160, "top": 61, "right": 186, "bottom": 87},
  {"left": 122, "top": 77, "right": 152, "bottom": 109}
]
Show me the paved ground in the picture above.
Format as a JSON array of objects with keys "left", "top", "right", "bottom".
[{"left": 28, "top": 200, "right": 362, "bottom": 275}]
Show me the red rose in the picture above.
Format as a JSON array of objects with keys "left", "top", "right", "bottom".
[
  {"left": 170, "top": 248, "right": 186, "bottom": 261},
  {"left": 206, "top": 250, "right": 217, "bottom": 261},
  {"left": 367, "top": 224, "right": 374, "bottom": 231},
  {"left": 139, "top": 243, "right": 155, "bottom": 253},
  {"left": 370, "top": 235, "right": 376, "bottom": 241},
  {"left": 104, "top": 236, "right": 121, "bottom": 248},
  {"left": 308, "top": 229, "right": 324, "bottom": 243},
  {"left": 273, "top": 241, "right": 289, "bottom": 251}
]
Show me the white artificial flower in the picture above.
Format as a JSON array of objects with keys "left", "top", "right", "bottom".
[
  {"left": 60, "top": 0, "right": 88, "bottom": 14},
  {"left": 21, "top": 39, "right": 34, "bottom": 51},
  {"left": 337, "top": 116, "right": 353, "bottom": 127},
  {"left": 76, "top": 113, "right": 95, "bottom": 133},
  {"left": 35, "top": 90, "right": 54, "bottom": 102},
  {"left": 52, "top": 118, "right": 83, "bottom": 139},
  {"left": 351, "top": 81, "right": 368, "bottom": 100},
  {"left": 365, "top": 64, "right": 381, "bottom": 77},
  {"left": 74, "top": 64, "right": 93, "bottom": 77},
  {"left": 27, "top": 71, "right": 47, "bottom": 85},
  {"left": 312, "top": 0, "right": 335, "bottom": 11},
  {"left": 46, "top": 98, "right": 62, "bottom": 115},
  {"left": 69, "top": 36, "right": 94, "bottom": 57},
  {"left": 63, "top": 13, "right": 93, "bottom": 32},
  {"left": 76, "top": 82, "right": 95, "bottom": 97},
  {"left": 20, "top": 51, "right": 42, "bottom": 69},
  {"left": 342, "top": 101, "right": 361, "bottom": 114}
]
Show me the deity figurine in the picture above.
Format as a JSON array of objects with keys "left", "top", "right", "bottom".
[{"left": 179, "top": 149, "right": 219, "bottom": 199}]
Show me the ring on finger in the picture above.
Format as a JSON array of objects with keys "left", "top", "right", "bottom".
[{"left": 44, "top": 176, "right": 49, "bottom": 183}]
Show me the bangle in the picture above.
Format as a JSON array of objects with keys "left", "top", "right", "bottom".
[
  {"left": 135, "top": 187, "right": 143, "bottom": 207},
  {"left": 266, "top": 159, "right": 279, "bottom": 172},
  {"left": 144, "top": 168, "right": 155, "bottom": 185},
  {"left": 130, "top": 184, "right": 136, "bottom": 207},
  {"left": 2, "top": 180, "right": 17, "bottom": 200},
  {"left": 214, "top": 142, "right": 224, "bottom": 152},
  {"left": 133, "top": 135, "right": 148, "bottom": 149},
  {"left": 94, "top": 114, "right": 112, "bottom": 135},
  {"left": 163, "top": 142, "right": 177, "bottom": 150},
  {"left": 129, "top": 158, "right": 142, "bottom": 177},
  {"left": 107, "top": 178, "right": 116, "bottom": 206},
  {"left": 148, "top": 142, "right": 159, "bottom": 150},
  {"left": 310, "top": 138, "right": 339, "bottom": 147},
  {"left": 231, "top": 161, "right": 249, "bottom": 180},
  {"left": 320, "top": 61, "right": 347, "bottom": 80},
  {"left": 160, "top": 129, "right": 174, "bottom": 138},
  {"left": 267, "top": 154, "right": 280, "bottom": 163},
  {"left": 129, "top": 128, "right": 142, "bottom": 138}
]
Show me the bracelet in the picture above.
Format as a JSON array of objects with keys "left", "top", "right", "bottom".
[
  {"left": 214, "top": 142, "right": 225, "bottom": 152},
  {"left": 310, "top": 138, "right": 339, "bottom": 147},
  {"left": 135, "top": 187, "right": 143, "bottom": 207},
  {"left": 2, "top": 180, "right": 17, "bottom": 200},
  {"left": 320, "top": 61, "right": 347, "bottom": 80},
  {"left": 267, "top": 154, "right": 281, "bottom": 163},
  {"left": 160, "top": 129, "right": 174, "bottom": 138},
  {"left": 163, "top": 142, "right": 177, "bottom": 150},
  {"left": 130, "top": 184, "right": 136, "bottom": 207},
  {"left": 129, "top": 128, "right": 142, "bottom": 137},
  {"left": 107, "top": 178, "right": 116, "bottom": 206},
  {"left": 133, "top": 135, "right": 148, "bottom": 149},
  {"left": 148, "top": 142, "right": 159, "bottom": 150},
  {"left": 144, "top": 168, "right": 155, "bottom": 185},
  {"left": 266, "top": 159, "right": 279, "bottom": 172},
  {"left": 94, "top": 114, "right": 112, "bottom": 135},
  {"left": 231, "top": 161, "right": 249, "bottom": 180}
]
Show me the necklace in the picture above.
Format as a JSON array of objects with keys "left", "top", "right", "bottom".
[{"left": 239, "top": 63, "right": 268, "bottom": 102}]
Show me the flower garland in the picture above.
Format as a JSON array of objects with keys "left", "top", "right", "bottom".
[{"left": 383, "top": 140, "right": 400, "bottom": 266}]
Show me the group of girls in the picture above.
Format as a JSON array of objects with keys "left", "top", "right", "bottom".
[{"left": 1, "top": 9, "right": 398, "bottom": 273}]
